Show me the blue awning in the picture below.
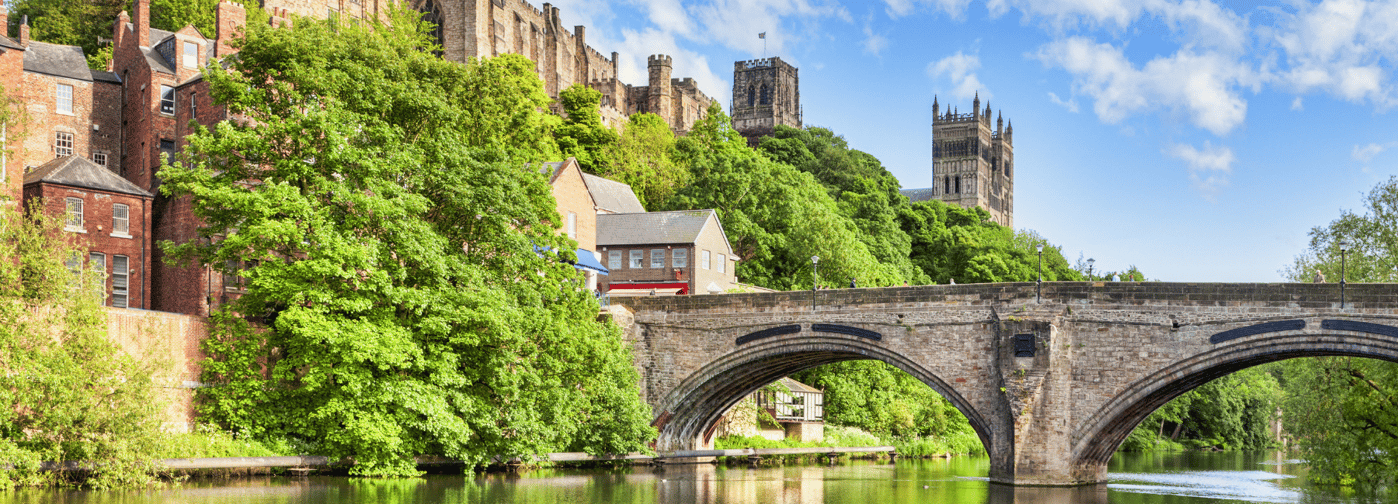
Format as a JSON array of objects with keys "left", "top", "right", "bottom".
[{"left": 573, "top": 248, "right": 609, "bottom": 275}]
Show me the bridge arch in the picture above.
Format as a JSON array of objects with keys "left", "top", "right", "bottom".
[
  {"left": 651, "top": 332, "right": 993, "bottom": 453},
  {"left": 1073, "top": 330, "right": 1398, "bottom": 480}
]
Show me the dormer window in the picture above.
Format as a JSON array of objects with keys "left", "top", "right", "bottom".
[{"left": 183, "top": 41, "right": 198, "bottom": 69}]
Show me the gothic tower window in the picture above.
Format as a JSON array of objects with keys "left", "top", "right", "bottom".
[
  {"left": 422, "top": 0, "right": 445, "bottom": 56},
  {"left": 747, "top": 85, "right": 755, "bottom": 107},
  {"left": 954, "top": 175, "right": 961, "bottom": 194},
  {"left": 944, "top": 176, "right": 950, "bottom": 195},
  {"left": 759, "top": 83, "right": 770, "bottom": 105}
]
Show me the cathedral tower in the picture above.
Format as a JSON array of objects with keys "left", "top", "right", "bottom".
[
  {"left": 731, "top": 57, "right": 800, "bottom": 146},
  {"left": 928, "top": 94, "right": 1014, "bottom": 227}
]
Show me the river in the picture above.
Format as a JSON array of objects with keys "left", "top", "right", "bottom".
[{"left": 3, "top": 451, "right": 1390, "bottom": 503}]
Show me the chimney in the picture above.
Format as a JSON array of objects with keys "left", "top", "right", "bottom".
[
  {"left": 135, "top": 0, "right": 150, "bottom": 47},
  {"left": 0, "top": 7, "right": 8, "bottom": 39},
  {"left": 215, "top": 0, "right": 246, "bottom": 58},
  {"left": 114, "top": 11, "right": 130, "bottom": 48},
  {"left": 19, "top": 15, "right": 28, "bottom": 47}
]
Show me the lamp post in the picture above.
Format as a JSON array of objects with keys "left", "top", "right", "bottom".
[
  {"left": 1087, "top": 258, "right": 1095, "bottom": 282},
  {"left": 1339, "top": 240, "right": 1350, "bottom": 309},
  {"left": 811, "top": 255, "right": 820, "bottom": 311},
  {"left": 1036, "top": 244, "right": 1044, "bottom": 303}
]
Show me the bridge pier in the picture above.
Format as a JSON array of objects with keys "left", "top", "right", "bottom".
[{"left": 987, "top": 314, "right": 1091, "bottom": 486}]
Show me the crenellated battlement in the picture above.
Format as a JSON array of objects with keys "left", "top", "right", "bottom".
[{"left": 648, "top": 54, "right": 673, "bottom": 67}]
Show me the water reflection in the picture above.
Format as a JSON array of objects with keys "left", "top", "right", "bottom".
[{"left": 0, "top": 452, "right": 1386, "bottom": 504}]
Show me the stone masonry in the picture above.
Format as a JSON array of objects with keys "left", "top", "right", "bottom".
[
  {"left": 611, "top": 282, "right": 1398, "bottom": 486},
  {"left": 903, "top": 94, "right": 1014, "bottom": 228},
  {"left": 731, "top": 57, "right": 800, "bottom": 146}
]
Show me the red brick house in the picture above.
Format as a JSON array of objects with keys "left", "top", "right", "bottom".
[
  {"left": 23, "top": 155, "right": 153, "bottom": 309},
  {"left": 110, "top": 0, "right": 244, "bottom": 316},
  {"left": 597, "top": 209, "right": 739, "bottom": 295}
]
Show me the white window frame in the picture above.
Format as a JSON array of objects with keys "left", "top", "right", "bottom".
[
  {"left": 64, "top": 197, "right": 84, "bottom": 231},
  {"left": 608, "top": 250, "right": 621, "bottom": 270},
  {"left": 55, "top": 131, "right": 74, "bottom": 157},
  {"left": 160, "top": 85, "right": 175, "bottom": 115},
  {"left": 112, "top": 204, "right": 130, "bottom": 236},
  {"left": 702, "top": 250, "right": 711, "bottom": 270},
  {"left": 629, "top": 250, "right": 643, "bottom": 268},
  {"left": 672, "top": 249, "right": 687, "bottom": 268},
  {"left": 111, "top": 255, "right": 129, "bottom": 308},
  {"left": 650, "top": 249, "right": 665, "bottom": 268},
  {"left": 183, "top": 41, "right": 199, "bottom": 69},
  {"left": 717, "top": 254, "right": 726, "bottom": 274},
  {"left": 93, "top": 152, "right": 107, "bottom": 168},
  {"left": 56, "top": 83, "right": 73, "bottom": 114}
]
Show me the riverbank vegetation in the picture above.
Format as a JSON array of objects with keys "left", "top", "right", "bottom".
[{"left": 0, "top": 204, "right": 170, "bottom": 489}]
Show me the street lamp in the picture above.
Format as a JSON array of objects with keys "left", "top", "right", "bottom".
[
  {"left": 1036, "top": 244, "right": 1044, "bottom": 303},
  {"left": 812, "top": 256, "right": 819, "bottom": 291},
  {"left": 1339, "top": 240, "right": 1350, "bottom": 309},
  {"left": 1087, "top": 258, "right": 1095, "bottom": 282}
]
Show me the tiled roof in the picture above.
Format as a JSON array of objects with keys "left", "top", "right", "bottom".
[
  {"left": 597, "top": 210, "right": 715, "bottom": 246},
  {"left": 779, "top": 377, "right": 821, "bottom": 394},
  {"left": 23, "top": 41, "right": 92, "bottom": 81},
  {"left": 900, "top": 187, "right": 937, "bottom": 203},
  {"left": 582, "top": 172, "right": 645, "bottom": 214},
  {"left": 0, "top": 34, "right": 22, "bottom": 50},
  {"left": 23, "top": 156, "right": 153, "bottom": 197}
]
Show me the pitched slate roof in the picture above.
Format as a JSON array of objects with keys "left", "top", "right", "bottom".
[
  {"left": 597, "top": 210, "right": 716, "bottom": 246},
  {"left": 900, "top": 187, "right": 937, "bottom": 203},
  {"left": 582, "top": 173, "right": 645, "bottom": 214},
  {"left": 23, "top": 156, "right": 153, "bottom": 197},
  {"left": 0, "top": 34, "right": 22, "bottom": 50},
  {"left": 23, "top": 41, "right": 93, "bottom": 81}
]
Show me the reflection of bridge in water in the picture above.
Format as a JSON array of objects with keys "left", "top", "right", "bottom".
[{"left": 610, "top": 282, "right": 1398, "bottom": 486}]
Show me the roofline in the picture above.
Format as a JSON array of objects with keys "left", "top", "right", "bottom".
[
  {"left": 23, "top": 179, "right": 155, "bottom": 199},
  {"left": 700, "top": 210, "right": 736, "bottom": 257},
  {"left": 21, "top": 68, "right": 95, "bottom": 82}
]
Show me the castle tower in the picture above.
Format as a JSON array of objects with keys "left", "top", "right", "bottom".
[
  {"left": 731, "top": 57, "right": 800, "bottom": 146},
  {"left": 647, "top": 55, "right": 674, "bottom": 128},
  {"left": 930, "top": 95, "right": 1014, "bottom": 228}
]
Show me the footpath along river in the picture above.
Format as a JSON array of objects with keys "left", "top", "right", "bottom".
[{"left": 3, "top": 450, "right": 1392, "bottom": 503}]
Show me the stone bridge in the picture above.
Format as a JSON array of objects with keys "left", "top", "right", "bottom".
[{"left": 610, "top": 282, "right": 1398, "bottom": 486}]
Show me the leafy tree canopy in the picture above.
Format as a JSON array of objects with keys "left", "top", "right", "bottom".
[
  {"left": 160, "top": 8, "right": 651, "bottom": 476},
  {"left": 598, "top": 112, "right": 687, "bottom": 210}
]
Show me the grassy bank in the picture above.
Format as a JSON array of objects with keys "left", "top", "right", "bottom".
[{"left": 712, "top": 425, "right": 985, "bottom": 465}]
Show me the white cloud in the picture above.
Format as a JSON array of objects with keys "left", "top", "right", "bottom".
[
  {"left": 687, "top": 0, "right": 851, "bottom": 57},
  {"left": 1167, "top": 141, "right": 1234, "bottom": 198},
  {"left": 1291, "top": 96, "right": 1304, "bottom": 111},
  {"left": 1353, "top": 142, "right": 1394, "bottom": 162},
  {"left": 863, "top": 15, "right": 889, "bottom": 56},
  {"left": 881, "top": 0, "right": 974, "bottom": 19},
  {"left": 1033, "top": 37, "right": 1258, "bottom": 135},
  {"left": 1271, "top": 0, "right": 1398, "bottom": 107},
  {"left": 1047, "top": 91, "right": 1080, "bottom": 112},
  {"left": 611, "top": 28, "right": 730, "bottom": 109},
  {"left": 927, "top": 51, "right": 989, "bottom": 100}
]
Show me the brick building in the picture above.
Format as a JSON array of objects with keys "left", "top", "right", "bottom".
[
  {"left": 901, "top": 94, "right": 1015, "bottom": 228},
  {"left": 597, "top": 209, "right": 738, "bottom": 295},
  {"left": 22, "top": 156, "right": 154, "bottom": 309}
]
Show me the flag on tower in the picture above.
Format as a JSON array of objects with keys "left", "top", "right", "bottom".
[{"left": 758, "top": 32, "right": 766, "bottom": 39}]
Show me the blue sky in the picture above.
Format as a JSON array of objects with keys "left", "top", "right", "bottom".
[{"left": 546, "top": 0, "right": 1398, "bottom": 282}]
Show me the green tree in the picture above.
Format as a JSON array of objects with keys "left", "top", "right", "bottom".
[
  {"left": 901, "top": 199, "right": 1078, "bottom": 284},
  {"left": 598, "top": 112, "right": 687, "bottom": 209},
  {"left": 663, "top": 104, "right": 900, "bottom": 290},
  {"left": 759, "top": 126, "right": 925, "bottom": 284},
  {"left": 1276, "top": 176, "right": 1398, "bottom": 485},
  {"left": 0, "top": 202, "right": 168, "bottom": 489},
  {"left": 10, "top": 0, "right": 124, "bottom": 68},
  {"left": 149, "top": 0, "right": 268, "bottom": 42},
  {"left": 161, "top": 8, "right": 651, "bottom": 477},
  {"left": 792, "top": 361, "right": 971, "bottom": 439},
  {"left": 554, "top": 84, "right": 617, "bottom": 173}
]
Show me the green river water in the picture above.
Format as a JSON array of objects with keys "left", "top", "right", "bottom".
[{"left": 3, "top": 451, "right": 1390, "bottom": 503}]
